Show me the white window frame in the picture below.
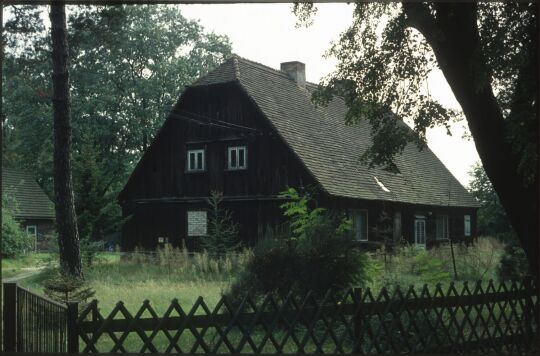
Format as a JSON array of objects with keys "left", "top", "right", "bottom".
[
  {"left": 435, "top": 214, "right": 449, "bottom": 240},
  {"left": 464, "top": 215, "right": 471, "bottom": 237},
  {"left": 351, "top": 209, "right": 368, "bottom": 241},
  {"left": 187, "top": 149, "right": 205, "bottom": 172},
  {"left": 227, "top": 146, "right": 247, "bottom": 170},
  {"left": 26, "top": 225, "right": 37, "bottom": 238}
]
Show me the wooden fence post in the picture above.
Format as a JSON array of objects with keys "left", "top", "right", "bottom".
[
  {"left": 353, "top": 287, "right": 363, "bottom": 354},
  {"left": 67, "top": 301, "right": 79, "bottom": 353},
  {"left": 3, "top": 282, "right": 17, "bottom": 352}
]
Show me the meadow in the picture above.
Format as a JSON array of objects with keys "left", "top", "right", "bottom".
[{"left": 3, "top": 236, "right": 510, "bottom": 316}]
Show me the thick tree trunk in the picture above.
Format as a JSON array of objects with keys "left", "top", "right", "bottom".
[
  {"left": 50, "top": 4, "right": 83, "bottom": 278},
  {"left": 404, "top": 3, "right": 538, "bottom": 282}
]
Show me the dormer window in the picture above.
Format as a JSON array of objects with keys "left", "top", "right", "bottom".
[
  {"left": 187, "top": 149, "right": 205, "bottom": 172},
  {"left": 228, "top": 146, "right": 247, "bottom": 170}
]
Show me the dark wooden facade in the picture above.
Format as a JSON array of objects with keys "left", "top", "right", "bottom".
[{"left": 119, "top": 82, "right": 477, "bottom": 250}]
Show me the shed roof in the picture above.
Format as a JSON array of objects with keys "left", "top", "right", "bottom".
[
  {"left": 190, "top": 55, "right": 479, "bottom": 208},
  {"left": 2, "top": 167, "right": 56, "bottom": 219}
]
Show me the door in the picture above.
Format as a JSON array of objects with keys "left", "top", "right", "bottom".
[{"left": 414, "top": 218, "right": 426, "bottom": 248}]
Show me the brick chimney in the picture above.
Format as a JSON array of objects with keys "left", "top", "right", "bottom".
[{"left": 280, "top": 61, "right": 306, "bottom": 87}]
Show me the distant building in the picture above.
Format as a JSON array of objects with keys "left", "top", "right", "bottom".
[
  {"left": 119, "top": 55, "right": 479, "bottom": 250},
  {"left": 2, "top": 167, "right": 56, "bottom": 245}
]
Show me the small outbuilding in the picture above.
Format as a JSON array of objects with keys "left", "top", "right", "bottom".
[{"left": 2, "top": 167, "right": 56, "bottom": 246}]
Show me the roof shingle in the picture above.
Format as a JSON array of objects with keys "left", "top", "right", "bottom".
[{"left": 2, "top": 167, "right": 56, "bottom": 219}]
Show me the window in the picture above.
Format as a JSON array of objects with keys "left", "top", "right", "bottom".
[
  {"left": 187, "top": 211, "right": 207, "bottom": 236},
  {"left": 464, "top": 215, "right": 471, "bottom": 237},
  {"left": 187, "top": 149, "right": 205, "bottom": 172},
  {"left": 435, "top": 214, "right": 449, "bottom": 240},
  {"left": 351, "top": 210, "right": 368, "bottom": 241},
  {"left": 26, "top": 225, "right": 37, "bottom": 238},
  {"left": 227, "top": 146, "right": 247, "bottom": 170}
]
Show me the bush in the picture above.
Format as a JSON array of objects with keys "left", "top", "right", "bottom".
[
  {"left": 2, "top": 196, "right": 33, "bottom": 257},
  {"left": 43, "top": 268, "right": 95, "bottom": 307},
  {"left": 80, "top": 236, "right": 105, "bottom": 267},
  {"left": 228, "top": 187, "right": 373, "bottom": 301},
  {"left": 497, "top": 243, "right": 529, "bottom": 280}
]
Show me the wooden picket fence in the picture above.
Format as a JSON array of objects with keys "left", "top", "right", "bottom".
[{"left": 74, "top": 278, "right": 539, "bottom": 353}]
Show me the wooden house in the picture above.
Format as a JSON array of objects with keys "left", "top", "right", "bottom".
[
  {"left": 118, "top": 55, "right": 479, "bottom": 250},
  {"left": 2, "top": 167, "right": 56, "bottom": 247}
]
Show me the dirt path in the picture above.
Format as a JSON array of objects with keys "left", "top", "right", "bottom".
[{"left": 2, "top": 268, "right": 44, "bottom": 283}]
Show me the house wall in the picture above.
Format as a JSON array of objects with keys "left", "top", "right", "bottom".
[
  {"left": 323, "top": 196, "right": 477, "bottom": 249},
  {"left": 120, "top": 82, "right": 317, "bottom": 249}
]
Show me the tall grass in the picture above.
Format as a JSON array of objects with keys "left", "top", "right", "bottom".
[
  {"left": 20, "top": 246, "right": 253, "bottom": 314},
  {"left": 369, "top": 236, "right": 506, "bottom": 291}
]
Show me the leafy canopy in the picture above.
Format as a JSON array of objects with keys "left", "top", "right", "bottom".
[{"left": 3, "top": 5, "right": 232, "bottom": 241}]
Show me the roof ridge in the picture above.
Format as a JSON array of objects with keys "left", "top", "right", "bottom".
[{"left": 231, "top": 54, "right": 319, "bottom": 87}]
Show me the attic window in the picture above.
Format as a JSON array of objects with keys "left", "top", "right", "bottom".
[
  {"left": 374, "top": 176, "right": 390, "bottom": 192},
  {"left": 187, "top": 149, "right": 205, "bottom": 172},
  {"left": 228, "top": 146, "right": 247, "bottom": 170}
]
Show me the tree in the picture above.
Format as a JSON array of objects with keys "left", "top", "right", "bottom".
[
  {"left": 468, "top": 162, "right": 517, "bottom": 243},
  {"left": 200, "top": 191, "right": 241, "bottom": 254},
  {"left": 50, "top": 3, "right": 83, "bottom": 278},
  {"left": 3, "top": 5, "right": 232, "bottom": 242},
  {"left": 296, "top": 2, "right": 538, "bottom": 278}
]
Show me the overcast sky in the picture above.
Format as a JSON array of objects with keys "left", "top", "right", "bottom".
[{"left": 180, "top": 3, "right": 481, "bottom": 187}]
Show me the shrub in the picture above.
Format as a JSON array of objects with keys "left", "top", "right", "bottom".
[
  {"left": 43, "top": 268, "right": 95, "bottom": 307},
  {"left": 80, "top": 236, "right": 105, "bottom": 267},
  {"left": 228, "top": 187, "right": 373, "bottom": 301},
  {"left": 497, "top": 243, "right": 529, "bottom": 280},
  {"left": 2, "top": 196, "right": 33, "bottom": 257},
  {"left": 199, "top": 191, "right": 241, "bottom": 254}
]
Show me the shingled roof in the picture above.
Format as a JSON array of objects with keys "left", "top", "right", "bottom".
[
  {"left": 190, "top": 55, "right": 478, "bottom": 208},
  {"left": 2, "top": 167, "right": 55, "bottom": 219}
]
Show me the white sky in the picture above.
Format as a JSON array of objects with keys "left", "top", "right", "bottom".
[
  {"left": 179, "top": 3, "right": 480, "bottom": 187},
  {"left": 7, "top": 3, "right": 480, "bottom": 187}
]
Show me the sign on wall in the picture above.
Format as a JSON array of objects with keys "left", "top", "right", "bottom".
[{"left": 187, "top": 211, "right": 207, "bottom": 236}]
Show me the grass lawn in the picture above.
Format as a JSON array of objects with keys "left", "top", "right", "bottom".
[
  {"left": 12, "top": 237, "right": 508, "bottom": 313},
  {"left": 1, "top": 252, "right": 54, "bottom": 279},
  {"left": 18, "top": 249, "right": 250, "bottom": 315}
]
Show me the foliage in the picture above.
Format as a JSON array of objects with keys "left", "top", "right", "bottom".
[
  {"left": 199, "top": 191, "right": 241, "bottom": 254},
  {"left": 43, "top": 268, "right": 96, "bottom": 306},
  {"left": 3, "top": 5, "right": 232, "bottom": 241},
  {"left": 298, "top": 2, "right": 537, "bottom": 182},
  {"left": 229, "top": 188, "right": 371, "bottom": 300},
  {"left": 1, "top": 195, "right": 33, "bottom": 257},
  {"left": 468, "top": 162, "right": 518, "bottom": 243},
  {"left": 378, "top": 245, "right": 451, "bottom": 287},
  {"left": 497, "top": 243, "right": 530, "bottom": 280},
  {"left": 373, "top": 237, "right": 506, "bottom": 290},
  {"left": 278, "top": 186, "right": 346, "bottom": 239},
  {"left": 80, "top": 236, "right": 105, "bottom": 267}
]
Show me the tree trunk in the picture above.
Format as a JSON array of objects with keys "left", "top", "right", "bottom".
[
  {"left": 404, "top": 3, "right": 538, "bottom": 282},
  {"left": 50, "top": 4, "right": 83, "bottom": 278}
]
